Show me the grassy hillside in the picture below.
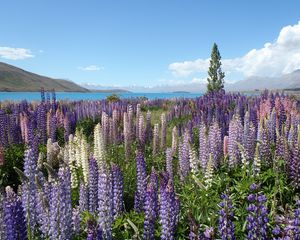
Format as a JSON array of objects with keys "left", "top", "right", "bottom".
[{"left": 0, "top": 62, "right": 89, "bottom": 92}]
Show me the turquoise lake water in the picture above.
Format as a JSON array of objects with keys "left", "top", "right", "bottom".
[{"left": 0, "top": 92, "right": 203, "bottom": 102}]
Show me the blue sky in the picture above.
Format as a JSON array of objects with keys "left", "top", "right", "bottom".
[{"left": 1, "top": 0, "right": 300, "bottom": 88}]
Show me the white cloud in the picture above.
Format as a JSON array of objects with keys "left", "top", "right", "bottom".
[
  {"left": 0, "top": 46, "right": 34, "bottom": 60},
  {"left": 78, "top": 65, "right": 103, "bottom": 71},
  {"left": 169, "top": 21, "right": 300, "bottom": 78}
]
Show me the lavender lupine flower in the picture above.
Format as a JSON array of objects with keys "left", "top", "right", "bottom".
[
  {"left": 267, "top": 108, "right": 277, "bottom": 144},
  {"left": 49, "top": 180, "right": 60, "bottom": 240},
  {"left": 243, "top": 113, "right": 256, "bottom": 161},
  {"left": 274, "top": 129, "right": 285, "bottom": 161},
  {"left": 111, "top": 164, "right": 124, "bottom": 218},
  {"left": 246, "top": 184, "right": 269, "bottom": 240},
  {"left": 97, "top": 165, "right": 113, "bottom": 240},
  {"left": 199, "top": 123, "right": 209, "bottom": 170},
  {"left": 134, "top": 151, "right": 147, "bottom": 212},
  {"left": 166, "top": 148, "right": 174, "bottom": 180},
  {"left": 218, "top": 193, "right": 235, "bottom": 240},
  {"left": 144, "top": 182, "right": 158, "bottom": 239},
  {"left": 203, "top": 227, "right": 214, "bottom": 239},
  {"left": 289, "top": 136, "right": 300, "bottom": 189},
  {"left": 153, "top": 123, "right": 160, "bottom": 156},
  {"left": 35, "top": 175, "right": 50, "bottom": 237},
  {"left": 171, "top": 126, "right": 177, "bottom": 156},
  {"left": 138, "top": 115, "right": 146, "bottom": 149},
  {"left": 161, "top": 113, "right": 167, "bottom": 151},
  {"left": 160, "top": 180, "right": 180, "bottom": 240},
  {"left": 0, "top": 191, "right": 5, "bottom": 239},
  {"left": 72, "top": 207, "right": 81, "bottom": 235},
  {"left": 208, "top": 121, "right": 222, "bottom": 168},
  {"left": 58, "top": 166, "right": 73, "bottom": 240},
  {"left": 123, "top": 112, "right": 131, "bottom": 161},
  {"left": 178, "top": 131, "right": 190, "bottom": 181},
  {"left": 89, "top": 157, "right": 99, "bottom": 214},
  {"left": 228, "top": 115, "right": 243, "bottom": 168},
  {"left": 86, "top": 220, "right": 97, "bottom": 240},
  {"left": 15, "top": 195, "right": 27, "bottom": 240},
  {"left": 146, "top": 110, "right": 152, "bottom": 143}
]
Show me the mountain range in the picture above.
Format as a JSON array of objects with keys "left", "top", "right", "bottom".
[{"left": 0, "top": 62, "right": 299, "bottom": 93}]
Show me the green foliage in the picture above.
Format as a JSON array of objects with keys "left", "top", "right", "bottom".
[
  {"left": 113, "top": 211, "right": 145, "bottom": 239},
  {"left": 56, "top": 127, "right": 65, "bottom": 146},
  {"left": 106, "top": 94, "right": 121, "bottom": 103},
  {"left": 76, "top": 118, "right": 99, "bottom": 142},
  {"left": 207, "top": 43, "right": 225, "bottom": 93},
  {"left": 0, "top": 144, "right": 25, "bottom": 189}
]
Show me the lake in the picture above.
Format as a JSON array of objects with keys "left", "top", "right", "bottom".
[{"left": 0, "top": 92, "right": 203, "bottom": 102}]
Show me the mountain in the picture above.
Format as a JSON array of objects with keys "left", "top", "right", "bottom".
[
  {"left": 0, "top": 62, "right": 89, "bottom": 92},
  {"left": 226, "top": 70, "right": 300, "bottom": 91},
  {"left": 80, "top": 83, "right": 131, "bottom": 93}
]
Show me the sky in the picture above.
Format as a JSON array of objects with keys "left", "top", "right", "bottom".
[{"left": 1, "top": 0, "right": 300, "bottom": 88}]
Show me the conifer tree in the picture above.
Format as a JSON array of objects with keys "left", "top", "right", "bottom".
[{"left": 207, "top": 43, "right": 225, "bottom": 93}]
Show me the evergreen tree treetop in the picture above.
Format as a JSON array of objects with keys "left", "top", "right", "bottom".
[{"left": 207, "top": 43, "right": 225, "bottom": 93}]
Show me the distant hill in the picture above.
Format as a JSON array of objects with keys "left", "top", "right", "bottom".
[
  {"left": 0, "top": 62, "right": 89, "bottom": 92},
  {"left": 226, "top": 69, "right": 300, "bottom": 91}
]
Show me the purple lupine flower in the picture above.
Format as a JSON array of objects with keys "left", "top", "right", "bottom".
[
  {"left": 86, "top": 220, "right": 97, "bottom": 240},
  {"left": 49, "top": 180, "right": 60, "bottom": 240},
  {"left": 202, "top": 227, "right": 214, "bottom": 239},
  {"left": 258, "top": 123, "right": 272, "bottom": 164},
  {"left": 267, "top": 108, "right": 276, "bottom": 144},
  {"left": 153, "top": 123, "right": 160, "bottom": 156},
  {"left": 111, "top": 164, "right": 124, "bottom": 218},
  {"left": 208, "top": 121, "right": 222, "bottom": 168},
  {"left": 144, "top": 182, "right": 158, "bottom": 239},
  {"left": 89, "top": 157, "right": 99, "bottom": 214},
  {"left": 160, "top": 180, "right": 180, "bottom": 240},
  {"left": 79, "top": 181, "right": 89, "bottom": 212},
  {"left": 72, "top": 207, "right": 81, "bottom": 235},
  {"left": 199, "top": 123, "right": 209, "bottom": 170},
  {"left": 22, "top": 148, "right": 38, "bottom": 233},
  {"left": 134, "top": 150, "right": 147, "bottom": 212},
  {"left": 243, "top": 112, "right": 256, "bottom": 161},
  {"left": 15, "top": 196, "right": 28, "bottom": 240},
  {"left": 218, "top": 193, "right": 235, "bottom": 240},
  {"left": 178, "top": 131, "right": 190, "bottom": 181},
  {"left": 294, "top": 200, "right": 300, "bottom": 238},
  {"left": 58, "top": 166, "right": 73, "bottom": 239},
  {"left": 97, "top": 165, "right": 113, "bottom": 240},
  {"left": 146, "top": 110, "right": 152, "bottom": 143},
  {"left": 166, "top": 148, "right": 174, "bottom": 180},
  {"left": 4, "top": 187, "right": 18, "bottom": 240},
  {"left": 246, "top": 184, "right": 269, "bottom": 240}
]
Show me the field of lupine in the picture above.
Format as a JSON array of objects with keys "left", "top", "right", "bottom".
[{"left": 0, "top": 89, "right": 300, "bottom": 239}]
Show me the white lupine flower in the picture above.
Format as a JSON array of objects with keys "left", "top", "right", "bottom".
[
  {"left": 68, "top": 137, "right": 79, "bottom": 189},
  {"left": 81, "top": 136, "right": 89, "bottom": 183},
  {"left": 153, "top": 123, "right": 160, "bottom": 156},
  {"left": 204, "top": 154, "right": 214, "bottom": 189},
  {"left": 189, "top": 147, "right": 199, "bottom": 175},
  {"left": 253, "top": 143, "right": 261, "bottom": 176},
  {"left": 94, "top": 123, "right": 106, "bottom": 167}
]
